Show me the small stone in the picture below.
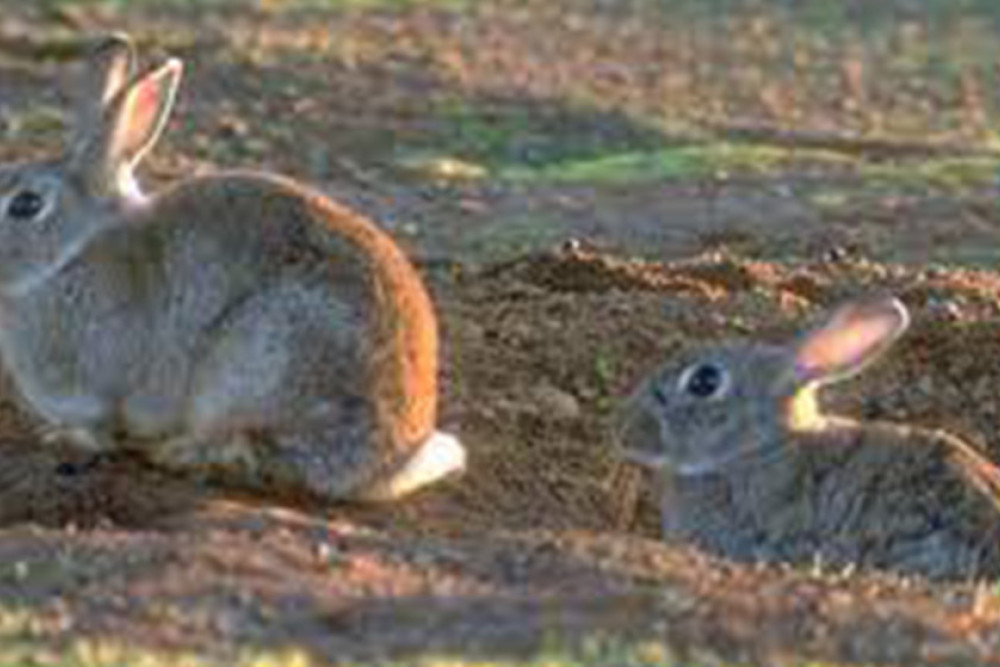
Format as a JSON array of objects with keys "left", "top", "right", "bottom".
[{"left": 531, "top": 383, "right": 582, "bottom": 422}]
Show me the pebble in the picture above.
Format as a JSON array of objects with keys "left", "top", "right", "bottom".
[{"left": 531, "top": 383, "right": 582, "bottom": 421}]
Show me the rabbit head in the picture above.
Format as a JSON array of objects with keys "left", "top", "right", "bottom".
[
  {"left": 617, "top": 295, "right": 910, "bottom": 475},
  {"left": 0, "top": 34, "right": 181, "bottom": 294}
]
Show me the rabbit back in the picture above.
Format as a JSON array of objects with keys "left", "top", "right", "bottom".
[
  {"left": 0, "top": 173, "right": 443, "bottom": 498},
  {"left": 656, "top": 423, "right": 1000, "bottom": 578}
]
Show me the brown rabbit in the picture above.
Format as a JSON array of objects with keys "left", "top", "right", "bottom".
[
  {"left": 0, "top": 34, "right": 464, "bottom": 502},
  {"left": 617, "top": 295, "right": 1000, "bottom": 579}
]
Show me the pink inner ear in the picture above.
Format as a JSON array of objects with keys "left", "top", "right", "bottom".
[
  {"left": 796, "top": 312, "right": 897, "bottom": 378},
  {"left": 113, "top": 62, "right": 179, "bottom": 165},
  {"left": 129, "top": 77, "right": 162, "bottom": 138}
]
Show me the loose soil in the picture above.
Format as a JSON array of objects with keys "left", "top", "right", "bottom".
[{"left": 3, "top": 1, "right": 1000, "bottom": 664}]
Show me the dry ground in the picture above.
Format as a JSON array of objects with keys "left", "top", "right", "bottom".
[{"left": 3, "top": 1, "right": 1000, "bottom": 664}]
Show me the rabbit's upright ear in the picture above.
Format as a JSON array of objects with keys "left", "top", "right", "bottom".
[
  {"left": 75, "top": 34, "right": 136, "bottom": 132},
  {"left": 70, "top": 53, "right": 183, "bottom": 198},
  {"left": 791, "top": 295, "right": 909, "bottom": 387}
]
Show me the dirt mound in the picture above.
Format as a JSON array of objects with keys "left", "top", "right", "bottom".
[
  {"left": 1, "top": 247, "right": 1000, "bottom": 663},
  {"left": 423, "top": 246, "right": 1000, "bottom": 541},
  {"left": 0, "top": 247, "right": 1000, "bottom": 662},
  {"left": 3, "top": 245, "right": 999, "bottom": 546},
  {"left": 5, "top": 245, "right": 999, "bottom": 535}
]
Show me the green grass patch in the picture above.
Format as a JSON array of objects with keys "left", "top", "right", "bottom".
[
  {"left": 490, "top": 144, "right": 1000, "bottom": 190},
  {"left": 861, "top": 155, "right": 1000, "bottom": 190},
  {"left": 425, "top": 97, "right": 669, "bottom": 171},
  {"left": 499, "top": 144, "right": 847, "bottom": 183},
  {"left": 397, "top": 139, "right": 1000, "bottom": 189}
]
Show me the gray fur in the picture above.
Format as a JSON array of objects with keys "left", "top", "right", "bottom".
[
  {"left": 0, "top": 35, "right": 465, "bottom": 501},
  {"left": 617, "top": 296, "right": 1000, "bottom": 579}
]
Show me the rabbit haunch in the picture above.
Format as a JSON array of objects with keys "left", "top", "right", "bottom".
[
  {"left": 617, "top": 296, "right": 1000, "bottom": 578},
  {"left": 0, "top": 35, "right": 464, "bottom": 501}
]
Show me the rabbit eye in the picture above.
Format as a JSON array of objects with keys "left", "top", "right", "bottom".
[
  {"left": 7, "top": 189, "right": 46, "bottom": 221},
  {"left": 678, "top": 362, "right": 728, "bottom": 399}
]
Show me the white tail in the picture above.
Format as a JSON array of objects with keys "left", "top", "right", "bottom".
[{"left": 359, "top": 431, "right": 466, "bottom": 501}]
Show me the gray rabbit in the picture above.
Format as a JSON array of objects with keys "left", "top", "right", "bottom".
[
  {"left": 617, "top": 295, "right": 1000, "bottom": 578},
  {"left": 0, "top": 35, "right": 465, "bottom": 501}
]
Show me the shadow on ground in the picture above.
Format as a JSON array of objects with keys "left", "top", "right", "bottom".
[{"left": 2, "top": 1, "right": 1000, "bottom": 664}]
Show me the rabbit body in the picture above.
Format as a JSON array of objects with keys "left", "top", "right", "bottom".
[
  {"left": 619, "top": 299, "right": 1000, "bottom": 578},
  {"left": 652, "top": 399, "right": 1000, "bottom": 578},
  {"left": 0, "top": 37, "right": 464, "bottom": 501}
]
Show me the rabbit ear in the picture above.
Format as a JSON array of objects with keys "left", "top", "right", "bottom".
[
  {"left": 791, "top": 295, "right": 909, "bottom": 387},
  {"left": 70, "top": 57, "right": 183, "bottom": 197},
  {"left": 103, "top": 58, "right": 183, "bottom": 186},
  {"left": 77, "top": 34, "right": 136, "bottom": 128}
]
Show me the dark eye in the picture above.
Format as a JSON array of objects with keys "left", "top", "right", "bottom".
[
  {"left": 7, "top": 190, "right": 45, "bottom": 220},
  {"left": 680, "top": 363, "right": 727, "bottom": 399}
]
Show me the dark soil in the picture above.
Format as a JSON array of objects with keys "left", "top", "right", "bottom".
[{"left": 3, "top": 1, "right": 1000, "bottom": 664}]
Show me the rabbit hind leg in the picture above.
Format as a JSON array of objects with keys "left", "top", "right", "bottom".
[
  {"left": 149, "top": 399, "right": 378, "bottom": 501},
  {"left": 151, "top": 397, "right": 463, "bottom": 502},
  {"left": 150, "top": 283, "right": 380, "bottom": 498}
]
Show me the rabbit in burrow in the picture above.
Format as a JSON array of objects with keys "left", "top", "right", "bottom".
[{"left": 617, "top": 294, "right": 1000, "bottom": 578}]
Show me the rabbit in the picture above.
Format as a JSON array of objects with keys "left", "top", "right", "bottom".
[
  {"left": 0, "top": 33, "right": 465, "bottom": 502},
  {"left": 616, "top": 294, "right": 1000, "bottom": 579}
]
